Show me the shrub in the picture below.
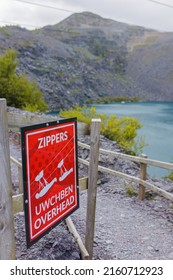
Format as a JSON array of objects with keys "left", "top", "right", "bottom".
[
  {"left": 60, "top": 106, "right": 145, "bottom": 155},
  {"left": 163, "top": 172, "right": 173, "bottom": 181},
  {"left": 0, "top": 48, "right": 48, "bottom": 112}
]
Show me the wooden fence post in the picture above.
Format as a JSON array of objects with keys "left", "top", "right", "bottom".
[
  {"left": 138, "top": 154, "right": 147, "bottom": 200},
  {"left": 0, "top": 99, "right": 16, "bottom": 259},
  {"left": 85, "top": 119, "right": 101, "bottom": 259},
  {"left": 18, "top": 158, "right": 23, "bottom": 194}
]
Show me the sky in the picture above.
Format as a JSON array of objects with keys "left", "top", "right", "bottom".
[{"left": 1, "top": 0, "right": 173, "bottom": 32}]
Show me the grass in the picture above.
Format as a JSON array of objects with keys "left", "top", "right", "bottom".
[
  {"left": 125, "top": 186, "right": 157, "bottom": 200},
  {"left": 125, "top": 186, "right": 137, "bottom": 197}
]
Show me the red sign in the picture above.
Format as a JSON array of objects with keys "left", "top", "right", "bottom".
[{"left": 21, "top": 118, "right": 79, "bottom": 247}]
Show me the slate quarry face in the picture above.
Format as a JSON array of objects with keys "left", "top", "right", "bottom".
[{"left": 1, "top": 12, "right": 173, "bottom": 111}]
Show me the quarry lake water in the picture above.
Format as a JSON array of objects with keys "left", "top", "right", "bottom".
[{"left": 91, "top": 101, "right": 173, "bottom": 178}]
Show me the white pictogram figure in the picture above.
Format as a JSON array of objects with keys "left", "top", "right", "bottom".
[
  {"left": 57, "top": 159, "right": 73, "bottom": 182},
  {"left": 35, "top": 170, "right": 57, "bottom": 199}
]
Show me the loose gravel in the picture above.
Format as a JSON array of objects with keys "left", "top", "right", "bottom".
[{"left": 9, "top": 132, "right": 173, "bottom": 260}]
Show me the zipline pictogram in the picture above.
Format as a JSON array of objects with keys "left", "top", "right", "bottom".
[
  {"left": 35, "top": 170, "right": 57, "bottom": 199},
  {"left": 58, "top": 159, "right": 73, "bottom": 182}
]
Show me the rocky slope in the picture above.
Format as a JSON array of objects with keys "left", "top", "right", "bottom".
[
  {"left": 127, "top": 32, "right": 173, "bottom": 101},
  {"left": 1, "top": 12, "right": 173, "bottom": 110}
]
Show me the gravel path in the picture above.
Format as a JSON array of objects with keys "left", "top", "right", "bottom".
[
  {"left": 71, "top": 186, "right": 173, "bottom": 259},
  {"left": 9, "top": 132, "right": 173, "bottom": 260}
]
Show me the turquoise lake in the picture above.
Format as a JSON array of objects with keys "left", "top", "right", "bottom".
[{"left": 90, "top": 101, "right": 173, "bottom": 178}]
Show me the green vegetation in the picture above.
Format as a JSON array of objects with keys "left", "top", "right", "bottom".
[
  {"left": 86, "top": 96, "right": 141, "bottom": 104},
  {"left": 125, "top": 186, "right": 157, "bottom": 199},
  {"left": 0, "top": 26, "right": 10, "bottom": 36},
  {"left": 71, "top": 89, "right": 80, "bottom": 95},
  {"left": 134, "top": 35, "right": 159, "bottom": 50},
  {"left": 125, "top": 185, "right": 137, "bottom": 197},
  {"left": 145, "top": 191, "right": 157, "bottom": 200},
  {"left": 0, "top": 48, "right": 48, "bottom": 112},
  {"left": 55, "top": 71, "right": 65, "bottom": 77},
  {"left": 16, "top": 40, "right": 34, "bottom": 48},
  {"left": 163, "top": 172, "right": 173, "bottom": 181},
  {"left": 60, "top": 106, "right": 145, "bottom": 155},
  {"left": 74, "top": 47, "right": 101, "bottom": 61},
  {"left": 90, "top": 39, "right": 108, "bottom": 58}
]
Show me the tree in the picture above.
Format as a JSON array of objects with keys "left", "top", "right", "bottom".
[{"left": 0, "top": 49, "right": 48, "bottom": 112}]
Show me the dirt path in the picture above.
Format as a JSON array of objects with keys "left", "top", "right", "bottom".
[{"left": 71, "top": 185, "right": 173, "bottom": 259}]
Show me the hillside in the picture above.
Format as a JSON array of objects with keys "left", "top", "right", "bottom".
[
  {"left": 0, "top": 12, "right": 173, "bottom": 110},
  {"left": 127, "top": 33, "right": 173, "bottom": 101}
]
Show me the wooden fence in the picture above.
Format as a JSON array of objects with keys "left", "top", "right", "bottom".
[
  {"left": 78, "top": 142, "right": 173, "bottom": 201},
  {"left": 1, "top": 98, "right": 173, "bottom": 260},
  {"left": 0, "top": 99, "right": 16, "bottom": 260},
  {"left": 10, "top": 125, "right": 173, "bottom": 260}
]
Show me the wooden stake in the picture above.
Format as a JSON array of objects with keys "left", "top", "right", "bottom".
[
  {"left": 0, "top": 99, "right": 16, "bottom": 259},
  {"left": 18, "top": 158, "right": 23, "bottom": 194},
  {"left": 138, "top": 154, "right": 147, "bottom": 200},
  {"left": 85, "top": 119, "right": 101, "bottom": 259},
  {"left": 66, "top": 217, "right": 89, "bottom": 260}
]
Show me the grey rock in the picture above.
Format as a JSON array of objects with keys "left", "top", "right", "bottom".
[{"left": 1, "top": 13, "right": 173, "bottom": 112}]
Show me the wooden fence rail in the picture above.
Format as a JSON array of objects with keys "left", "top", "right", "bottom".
[
  {"left": 78, "top": 142, "right": 173, "bottom": 171},
  {"left": 78, "top": 141, "right": 173, "bottom": 202},
  {"left": 11, "top": 138, "right": 173, "bottom": 215}
]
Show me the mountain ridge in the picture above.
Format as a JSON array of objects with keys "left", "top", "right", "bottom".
[{"left": 0, "top": 12, "right": 173, "bottom": 110}]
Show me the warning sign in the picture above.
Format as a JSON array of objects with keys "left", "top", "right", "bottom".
[{"left": 21, "top": 118, "right": 79, "bottom": 247}]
